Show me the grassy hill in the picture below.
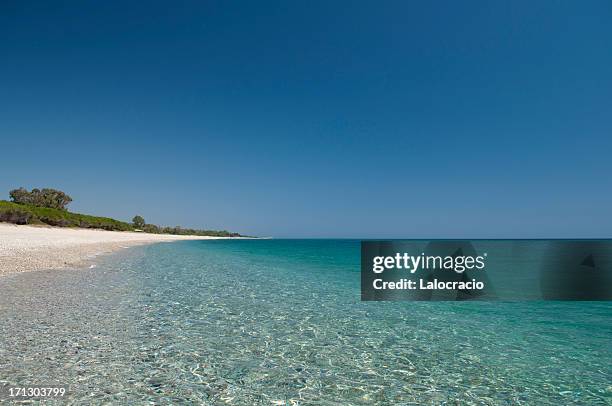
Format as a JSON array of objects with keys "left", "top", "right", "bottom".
[
  {"left": 0, "top": 200, "right": 134, "bottom": 231},
  {"left": 0, "top": 200, "right": 244, "bottom": 237}
]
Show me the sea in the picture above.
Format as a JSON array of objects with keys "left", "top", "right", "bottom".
[{"left": 0, "top": 239, "right": 610, "bottom": 405}]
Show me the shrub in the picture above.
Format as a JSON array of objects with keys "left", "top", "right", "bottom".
[
  {"left": 143, "top": 224, "right": 160, "bottom": 233},
  {"left": 0, "top": 208, "right": 33, "bottom": 225}
]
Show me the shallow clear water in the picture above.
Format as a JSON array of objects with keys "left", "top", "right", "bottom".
[{"left": 0, "top": 240, "right": 610, "bottom": 405}]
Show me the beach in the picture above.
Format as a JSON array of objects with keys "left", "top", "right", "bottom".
[{"left": 0, "top": 223, "right": 223, "bottom": 275}]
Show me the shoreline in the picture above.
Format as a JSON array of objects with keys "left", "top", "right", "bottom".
[{"left": 0, "top": 223, "right": 231, "bottom": 276}]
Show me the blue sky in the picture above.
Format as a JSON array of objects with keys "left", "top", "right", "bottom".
[{"left": 1, "top": 1, "right": 611, "bottom": 237}]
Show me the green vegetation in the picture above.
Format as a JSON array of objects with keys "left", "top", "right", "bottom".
[
  {"left": 1, "top": 187, "right": 246, "bottom": 237},
  {"left": 131, "top": 215, "right": 242, "bottom": 237},
  {"left": 10, "top": 187, "right": 72, "bottom": 210},
  {"left": 132, "top": 215, "right": 145, "bottom": 229},
  {"left": 0, "top": 200, "right": 133, "bottom": 231}
]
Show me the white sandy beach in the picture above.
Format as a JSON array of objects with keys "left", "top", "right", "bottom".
[{"left": 0, "top": 223, "right": 224, "bottom": 275}]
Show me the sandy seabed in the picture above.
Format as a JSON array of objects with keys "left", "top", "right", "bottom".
[{"left": 0, "top": 223, "right": 224, "bottom": 275}]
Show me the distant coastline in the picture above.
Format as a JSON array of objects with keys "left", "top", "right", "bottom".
[
  {"left": 1, "top": 187, "right": 248, "bottom": 237},
  {"left": 0, "top": 187, "right": 250, "bottom": 276},
  {"left": 0, "top": 199, "right": 245, "bottom": 237}
]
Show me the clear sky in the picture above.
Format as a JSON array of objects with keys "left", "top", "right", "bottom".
[{"left": 1, "top": 1, "right": 610, "bottom": 238}]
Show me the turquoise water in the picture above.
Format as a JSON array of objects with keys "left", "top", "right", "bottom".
[{"left": 0, "top": 239, "right": 610, "bottom": 404}]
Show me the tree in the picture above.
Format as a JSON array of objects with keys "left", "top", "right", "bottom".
[
  {"left": 9, "top": 187, "right": 72, "bottom": 210},
  {"left": 9, "top": 188, "right": 31, "bottom": 205},
  {"left": 132, "top": 215, "right": 145, "bottom": 229},
  {"left": 39, "top": 188, "right": 72, "bottom": 210}
]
